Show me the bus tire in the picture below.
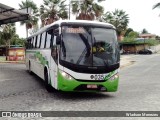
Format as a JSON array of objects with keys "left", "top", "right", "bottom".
[
  {"left": 44, "top": 70, "right": 53, "bottom": 92},
  {"left": 28, "top": 61, "right": 33, "bottom": 75}
]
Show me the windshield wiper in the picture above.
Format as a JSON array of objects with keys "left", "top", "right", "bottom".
[
  {"left": 103, "top": 60, "right": 109, "bottom": 66},
  {"left": 76, "top": 48, "right": 87, "bottom": 65},
  {"left": 76, "top": 35, "right": 90, "bottom": 65}
]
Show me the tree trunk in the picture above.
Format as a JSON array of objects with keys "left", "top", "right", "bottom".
[
  {"left": 5, "top": 42, "right": 8, "bottom": 61},
  {"left": 8, "top": 39, "right": 10, "bottom": 48},
  {"left": 26, "top": 24, "right": 28, "bottom": 38}
]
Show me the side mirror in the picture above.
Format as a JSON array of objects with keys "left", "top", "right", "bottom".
[{"left": 56, "top": 35, "right": 61, "bottom": 45}]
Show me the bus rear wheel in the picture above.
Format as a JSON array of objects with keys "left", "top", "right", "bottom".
[{"left": 44, "top": 70, "right": 53, "bottom": 92}]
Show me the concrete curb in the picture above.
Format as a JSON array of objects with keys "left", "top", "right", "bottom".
[
  {"left": 120, "top": 61, "right": 135, "bottom": 69},
  {"left": 120, "top": 55, "right": 136, "bottom": 68},
  {"left": 0, "top": 61, "right": 25, "bottom": 64}
]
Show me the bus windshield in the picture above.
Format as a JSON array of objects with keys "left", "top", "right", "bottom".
[{"left": 60, "top": 25, "right": 120, "bottom": 67}]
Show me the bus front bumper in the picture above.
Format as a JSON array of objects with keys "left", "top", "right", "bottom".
[{"left": 58, "top": 71, "right": 119, "bottom": 92}]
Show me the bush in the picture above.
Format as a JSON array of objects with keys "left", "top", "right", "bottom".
[
  {"left": 121, "top": 38, "right": 160, "bottom": 46},
  {"left": 146, "top": 39, "right": 160, "bottom": 46}
]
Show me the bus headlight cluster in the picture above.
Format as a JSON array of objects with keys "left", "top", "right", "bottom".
[
  {"left": 109, "top": 73, "right": 119, "bottom": 81},
  {"left": 59, "top": 70, "right": 73, "bottom": 80}
]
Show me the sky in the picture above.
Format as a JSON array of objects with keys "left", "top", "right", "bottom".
[{"left": 1, "top": 0, "right": 160, "bottom": 38}]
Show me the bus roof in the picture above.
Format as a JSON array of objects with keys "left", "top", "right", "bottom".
[
  {"left": 53, "top": 20, "right": 114, "bottom": 27},
  {"left": 28, "top": 20, "right": 115, "bottom": 39}
]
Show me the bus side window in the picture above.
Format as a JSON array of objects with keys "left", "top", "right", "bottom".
[
  {"left": 51, "top": 25, "right": 59, "bottom": 46},
  {"left": 31, "top": 37, "right": 34, "bottom": 49},
  {"left": 46, "top": 30, "right": 52, "bottom": 48},
  {"left": 33, "top": 37, "right": 35, "bottom": 48},
  {"left": 36, "top": 34, "right": 41, "bottom": 48},
  {"left": 41, "top": 32, "right": 46, "bottom": 48},
  {"left": 33, "top": 36, "right": 37, "bottom": 48},
  {"left": 51, "top": 28, "right": 58, "bottom": 47},
  {"left": 51, "top": 46, "right": 58, "bottom": 64},
  {"left": 39, "top": 34, "right": 42, "bottom": 48},
  {"left": 26, "top": 40, "right": 28, "bottom": 49},
  {"left": 27, "top": 38, "right": 32, "bottom": 49}
]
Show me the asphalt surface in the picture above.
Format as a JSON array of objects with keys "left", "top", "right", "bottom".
[{"left": 0, "top": 54, "right": 160, "bottom": 120}]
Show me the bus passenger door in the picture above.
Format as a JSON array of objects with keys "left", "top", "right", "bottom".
[
  {"left": 50, "top": 25, "right": 59, "bottom": 89},
  {"left": 50, "top": 45, "right": 58, "bottom": 89}
]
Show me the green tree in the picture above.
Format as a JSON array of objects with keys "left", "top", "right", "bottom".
[
  {"left": 0, "top": 32, "right": 5, "bottom": 45},
  {"left": 40, "top": 0, "right": 68, "bottom": 27},
  {"left": 1, "top": 24, "right": 16, "bottom": 47},
  {"left": 141, "top": 28, "right": 148, "bottom": 34},
  {"left": 10, "top": 34, "right": 25, "bottom": 46},
  {"left": 124, "top": 28, "right": 133, "bottom": 37},
  {"left": 102, "top": 9, "right": 129, "bottom": 37},
  {"left": 1, "top": 24, "right": 16, "bottom": 60},
  {"left": 128, "top": 31, "right": 139, "bottom": 38},
  {"left": 72, "top": 0, "right": 104, "bottom": 20},
  {"left": 19, "top": 0, "right": 39, "bottom": 37}
]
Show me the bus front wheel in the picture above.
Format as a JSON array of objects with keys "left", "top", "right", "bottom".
[{"left": 44, "top": 70, "right": 53, "bottom": 92}]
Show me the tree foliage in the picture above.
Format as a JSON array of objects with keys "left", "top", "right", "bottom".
[
  {"left": 128, "top": 31, "right": 139, "bottom": 38},
  {"left": 19, "top": 0, "right": 39, "bottom": 29},
  {"left": 19, "top": 0, "right": 39, "bottom": 37},
  {"left": 40, "top": 0, "right": 68, "bottom": 26},
  {"left": 153, "top": 2, "right": 160, "bottom": 9},
  {"left": 0, "top": 24, "right": 16, "bottom": 46},
  {"left": 141, "top": 28, "right": 149, "bottom": 34},
  {"left": 72, "top": 0, "right": 104, "bottom": 20},
  {"left": 0, "top": 24, "right": 25, "bottom": 46},
  {"left": 124, "top": 28, "right": 133, "bottom": 37},
  {"left": 102, "top": 9, "right": 129, "bottom": 36}
]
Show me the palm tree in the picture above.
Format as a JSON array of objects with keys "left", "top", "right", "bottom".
[
  {"left": 40, "top": 0, "right": 68, "bottom": 27},
  {"left": 102, "top": 9, "right": 129, "bottom": 38},
  {"left": 71, "top": 0, "right": 104, "bottom": 20},
  {"left": 153, "top": 2, "right": 160, "bottom": 9},
  {"left": 19, "top": 0, "right": 39, "bottom": 37}
]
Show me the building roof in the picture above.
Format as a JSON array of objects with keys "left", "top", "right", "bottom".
[
  {"left": 139, "top": 33, "right": 156, "bottom": 37},
  {"left": 0, "top": 3, "right": 29, "bottom": 25}
]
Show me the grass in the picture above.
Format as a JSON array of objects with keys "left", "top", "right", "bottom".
[
  {"left": 0, "top": 56, "right": 25, "bottom": 63},
  {"left": 0, "top": 56, "right": 6, "bottom": 61}
]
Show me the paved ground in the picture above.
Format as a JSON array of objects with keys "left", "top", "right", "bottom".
[{"left": 0, "top": 54, "right": 160, "bottom": 120}]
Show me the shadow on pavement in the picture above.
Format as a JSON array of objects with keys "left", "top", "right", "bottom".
[{"left": 29, "top": 71, "right": 115, "bottom": 100}]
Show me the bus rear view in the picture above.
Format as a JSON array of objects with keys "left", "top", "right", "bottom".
[{"left": 57, "top": 21, "right": 120, "bottom": 92}]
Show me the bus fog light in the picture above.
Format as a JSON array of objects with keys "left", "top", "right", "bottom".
[
  {"left": 109, "top": 74, "right": 119, "bottom": 81},
  {"left": 101, "top": 87, "right": 106, "bottom": 91}
]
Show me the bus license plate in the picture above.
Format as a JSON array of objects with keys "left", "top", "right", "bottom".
[{"left": 87, "top": 84, "right": 97, "bottom": 89}]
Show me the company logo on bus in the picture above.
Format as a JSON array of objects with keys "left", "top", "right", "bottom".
[
  {"left": 90, "top": 75, "right": 105, "bottom": 80},
  {"left": 90, "top": 75, "right": 94, "bottom": 79}
]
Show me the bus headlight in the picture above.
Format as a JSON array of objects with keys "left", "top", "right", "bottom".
[
  {"left": 59, "top": 70, "right": 73, "bottom": 80},
  {"left": 109, "top": 73, "right": 119, "bottom": 81}
]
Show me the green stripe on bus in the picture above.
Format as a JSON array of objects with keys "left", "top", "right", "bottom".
[{"left": 57, "top": 70, "right": 119, "bottom": 92}]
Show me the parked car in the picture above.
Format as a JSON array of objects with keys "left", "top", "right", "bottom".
[{"left": 138, "top": 49, "right": 153, "bottom": 54}]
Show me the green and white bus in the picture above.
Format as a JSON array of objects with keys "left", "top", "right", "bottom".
[{"left": 25, "top": 20, "right": 120, "bottom": 92}]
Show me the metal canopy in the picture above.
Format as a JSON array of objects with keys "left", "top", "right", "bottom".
[{"left": 0, "top": 3, "right": 29, "bottom": 25}]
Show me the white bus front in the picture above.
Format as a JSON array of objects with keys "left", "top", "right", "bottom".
[{"left": 56, "top": 22, "right": 120, "bottom": 92}]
